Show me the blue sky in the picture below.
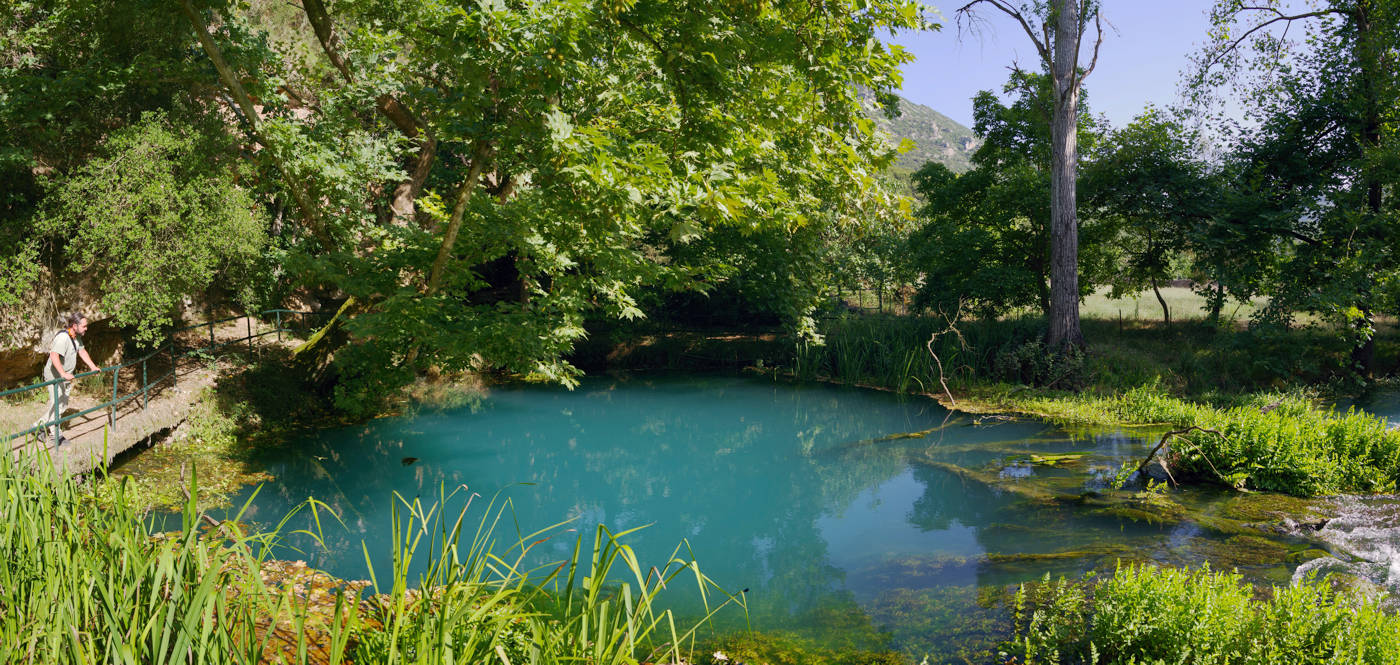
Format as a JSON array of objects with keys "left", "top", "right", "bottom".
[{"left": 888, "top": 0, "right": 1222, "bottom": 129}]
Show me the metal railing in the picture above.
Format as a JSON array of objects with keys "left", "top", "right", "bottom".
[{"left": 3, "top": 309, "right": 321, "bottom": 446}]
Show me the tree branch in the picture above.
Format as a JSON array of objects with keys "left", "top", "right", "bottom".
[
  {"left": 1202, "top": 8, "right": 1344, "bottom": 70},
  {"left": 957, "top": 0, "right": 1052, "bottom": 65},
  {"left": 426, "top": 142, "right": 491, "bottom": 294},
  {"left": 180, "top": 0, "right": 330, "bottom": 247},
  {"left": 1135, "top": 425, "right": 1223, "bottom": 483},
  {"left": 300, "top": 0, "right": 434, "bottom": 226},
  {"left": 1075, "top": 10, "right": 1103, "bottom": 86}
]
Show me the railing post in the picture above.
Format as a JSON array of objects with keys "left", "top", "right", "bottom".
[
  {"left": 276, "top": 310, "right": 282, "bottom": 342},
  {"left": 246, "top": 311, "right": 254, "bottom": 357},
  {"left": 141, "top": 358, "right": 148, "bottom": 411},
  {"left": 109, "top": 368, "right": 118, "bottom": 431}
]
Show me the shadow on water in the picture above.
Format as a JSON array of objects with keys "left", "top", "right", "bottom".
[{"left": 160, "top": 374, "right": 1349, "bottom": 662}]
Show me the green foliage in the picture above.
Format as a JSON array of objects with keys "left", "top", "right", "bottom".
[
  {"left": 991, "top": 340, "right": 1088, "bottom": 389},
  {"left": 794, "top": 313, "right": 1043, "bottom": 389},
  {"left": 1083, "top": 107, "right": 1216, "bottom": 322},
  {"left": 201, "top": 0, "right": 932, "bottom": 409},
  {"left": 908, "top": 70, "right": 1112, "bottom": 318},
  {"left": 1014, "top": 564, "right": 1400, "bottom": 665},
  {"left": 0, "top": 0, "right": 212, "bottom": 172},
  {"left": 1189, "top": 1, "right": 1400, "bottom": 367},
  {"left": 0, "top": 450, "right": 295, "bottom": 663},
  {"left": 793, "top": 313, "right": 1400, "bottom": 496},
  {"left": 36, "top": 113, "right": 268, "bottom": 343}
]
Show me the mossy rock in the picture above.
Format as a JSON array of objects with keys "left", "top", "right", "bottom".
[
  {"left": 1005, "top": 452, "right": 1089, "bottom": 467},
  {"left": 1285, "top": 548, "right": 1332, "bottom": 565}
]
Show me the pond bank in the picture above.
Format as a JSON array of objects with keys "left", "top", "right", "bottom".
[{"left": 89, "top": 322, "right": 1400, "bottom": 663}]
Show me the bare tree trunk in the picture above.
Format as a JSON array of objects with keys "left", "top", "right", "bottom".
[
  {"left": 1046, "top": 0, "right": 1084, "bottom": 350},
  {"left": 1150, "top": 276, "right": 1170, "bottom": 327}
]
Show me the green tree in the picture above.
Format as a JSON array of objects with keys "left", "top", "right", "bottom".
[
  {"left": 908, "top": 71, "right": 1111, "bottom": 319},
  {"left": 1083, "top": 108, "right": 1215, "bottom": 325},
  {"left": 1192, "top": 0, "right": 1400, "bottom": 375},
  {"left": 955, "top": 0, "right": 1106, "bottom": 349},
  {"left": 36, "top": 113, "right": 268, "bottom": 342},
  {"left": 1, "top": 0, "right": 241, "bottom": 312},
  {"left": 176, "top": 0, "right": 927, "bottom": 412}
]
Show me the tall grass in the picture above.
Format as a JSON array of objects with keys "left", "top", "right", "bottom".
[
  {"left": 1015, "top": 564, "right": 1400, "bottom": 665},
  {"left": 0, "top": 440, "right": 742, "bottom": 664},
  {"left": 797, "top": 314, "right": 1042, "bottom": 390}
]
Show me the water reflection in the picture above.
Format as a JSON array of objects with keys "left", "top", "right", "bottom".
[{"left": 181, "top": 375, "right": 1321, "bottom": 659}]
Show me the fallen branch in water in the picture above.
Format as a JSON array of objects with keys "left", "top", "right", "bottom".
[
  {"left": 1135, "top": 426, "right": 1224, "bottom": 486},
  {"left": 926, "top": 300, "right": 967, "bottom": 408}
]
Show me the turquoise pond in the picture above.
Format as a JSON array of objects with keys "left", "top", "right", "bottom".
[{"left": 175, "top": 374, "right": 1338, "bottom": 659}]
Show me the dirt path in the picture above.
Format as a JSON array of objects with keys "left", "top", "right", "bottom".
[{"left": 3, "top": 316, "right": 304, "bottom": 475}]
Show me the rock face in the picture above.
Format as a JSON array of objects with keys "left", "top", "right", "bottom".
[
  {"left": 860, "top": 90, "right": 980, "bottom": 175},
  {"left": 0, "top": 272, "right": 123, "bottom": 389}
]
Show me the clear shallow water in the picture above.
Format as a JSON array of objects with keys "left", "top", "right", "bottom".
[{"left": 179, "top": 375, "right": 1328, "bottom": 659}]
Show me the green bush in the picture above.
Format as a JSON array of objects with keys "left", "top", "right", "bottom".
[
  {"left": 1015, "top": 564, "right": 1400, "bottom": 665},
  {"left": 991, "top": 340, "right": 1089, "bottom": 389}
]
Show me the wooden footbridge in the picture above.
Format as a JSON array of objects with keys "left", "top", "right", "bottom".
[{"left": 2, "top": 310, "right": 320, "bottom": 475}]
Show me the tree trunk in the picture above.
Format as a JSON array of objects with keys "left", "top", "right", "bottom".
[
  {"left": 1150, "top": 276, "right": 1170, "bottom": 327},
  {"left": 1352, "top": 2, "right": 1380, "bottom": 378},
  {"left": 1046, "top": 0, "right": 1084, "bottom": 350},
  {"left": 425, "top": 143, "right": 490, "bottom": 294},
  {"left": 1353, "top": 307, "right": 1376, "bottom": 376},
  {"left": 1209, "top": 281, "right": 1224, "bottom": 328},
  {"left": 180, "top": 0, "right": 329, "bottom": 247},
  {"left": 301, "top": 0, "right": 436, "bottom": 228}
]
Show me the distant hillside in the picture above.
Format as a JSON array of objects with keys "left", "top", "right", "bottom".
[{"left": 861, "top": 91, "right": 980, "bottom": 175}]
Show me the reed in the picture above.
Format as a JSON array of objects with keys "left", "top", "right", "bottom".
[
  {"left": 799, "top": 314, "right": 1041, "bottom": 392},
  {"left": 0, "top": 438, "right": 742, "bottom": 664}
]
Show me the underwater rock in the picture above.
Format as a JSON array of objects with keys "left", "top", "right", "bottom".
[{"left": 1285, "top": 548, "right": 1331, "bottom": 565}]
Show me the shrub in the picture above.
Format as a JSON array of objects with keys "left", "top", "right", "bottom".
[
  {"left": 1014, "top": 564, "right": 1400, "bottom": 665},
  {"left": 991, "top": 340, "right": 1089, "bottom": 389}
]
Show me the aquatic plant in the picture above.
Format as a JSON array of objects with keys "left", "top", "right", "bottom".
[
  {"left": 1013, "top": 564, "right": 1400, "bottom": 665},
  {"left": 967, "top": 385, "right": 1400, "bottom": 496}
]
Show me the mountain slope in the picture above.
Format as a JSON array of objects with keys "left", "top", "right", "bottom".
[{"left": 862, "top": 92, "right": 980, "bottom": 175}]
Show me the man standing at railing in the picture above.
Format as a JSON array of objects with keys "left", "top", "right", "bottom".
[{"left": 32, "top": 313, "right": 99, "bottom": 446}]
